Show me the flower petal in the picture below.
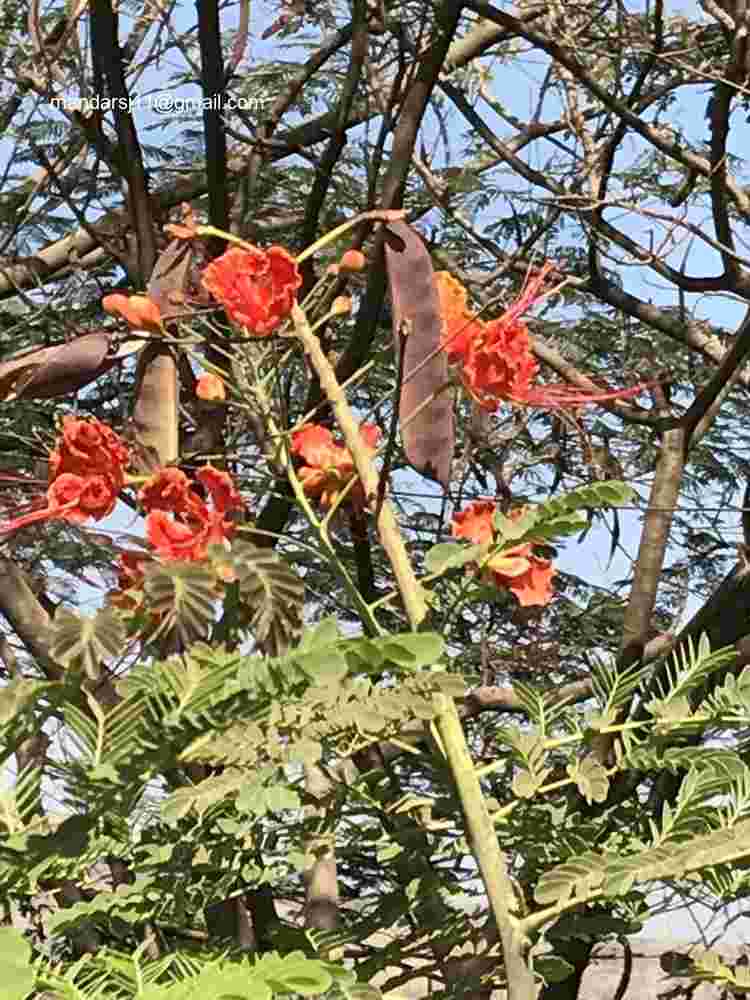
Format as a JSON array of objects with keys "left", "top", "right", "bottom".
[{"left": 201, "top": 245, "right": 301, "bottom": 336}]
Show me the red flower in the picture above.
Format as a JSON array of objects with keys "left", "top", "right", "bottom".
[
  {"left": 438, "top": 265, "right": 648, "bottom": 412},
  {"left": 108, "top": 550, "right": 149, "bottom": 612},
  {"left": 0, "top": 417, "right": 130, "bottom": 535},
  {"left": 290, "top": 423, "right": 380, "bottom": 513},
  {"left": 49, "top": 416, "right": 130, "bottom": 489},
  {"left": 139, "top": 467, "right": 202, "bottom": 517},
  {"left": 140, "top": 465, "right": 244, "bottom": 562},
  {"left": 462, "top": 313, "right": 540, "bottom": 411},
  {"left": 435, "top": 270, "right": 486, "bottom": 365},
  {"left": 145, "top": 513, "right": 207, "bottom": 562},
  {"left": 198, "top": 465, "right": 244, "bottom": 514},
  {"left": 107, "top": 550, "right": 171, "bottom": 635},
  {"left": 103, "top": 294, "right": 163, "bottom": 333},
  {"left": 451, "top": 500, "right": 555, "bottom": 607},
  {"left": 116, "top": 550, "right": 150, "bottom": 590},
  {"left": 49, "top": 473, "right": 119, "bottom": 522},
  {"left": 201, "top": 245, "right": 302, "bottom": 336}
]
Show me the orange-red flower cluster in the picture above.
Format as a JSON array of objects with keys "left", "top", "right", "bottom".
[
  {"left": 139, "top": 465, "right": 244, "bottom": 562},
  {"left": 436, "top": 266, "right": 647, "bottom": 412},
  {"left": 202, "top": 245, "right": 302, "bottom": 336},
  {"left": 290, "top": 423, "right": 380, "bottom": 513},
  {"left": 451, "top": 500, "right": 555, "bottom": 607},
  {"left": 0, "top": 416, "right": 130, "bottom": 535}
]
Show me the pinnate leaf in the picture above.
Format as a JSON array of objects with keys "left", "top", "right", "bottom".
[
  {"left": 213, "top": 541, "right": 304, "bottom": 656},
  {"left": 568, "top": 757, "right": 610, "bottom": 804},
  {"left": 49, "top": 606, "right": 125, "bottom": 679},
  {"left": 145, "top": 562, "right": 218, "bottom": 642},
  {"left": 424, "top": 542, "right": 483, "bottom": 574},
  {"left": 0, "top": 927, "right": 34, "bottom": 999}
]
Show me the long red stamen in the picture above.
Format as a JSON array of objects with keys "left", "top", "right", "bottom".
[
  {"left": 514, "top": 381, "right": 652, "bottom": 409},
  {"left": 0, "top": 498, "right": 79, "bottom": 536}
]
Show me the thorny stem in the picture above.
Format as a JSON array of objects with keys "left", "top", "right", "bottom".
[
  {"left": 433, "top": 693, "right": 538, "bottom": 1000},
  {"left": 292, "top": 303, "right": 428, "bottom": 629}
]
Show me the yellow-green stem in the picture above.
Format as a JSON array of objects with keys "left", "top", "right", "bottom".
[
  {"left": 197, "top": 210, "right": 406, "bottom": 266},
  {"left": 292, "top": 304, "right": 428, "bottom": 629},
  {"left": 295, "top": 209, "right": 405, "bottom": 264},
  {"left": 250, "top": 365, "right": 382, "bottom": 637},
  {"left": 432, "top": 693, "right": 538, "bottom": 1000}
]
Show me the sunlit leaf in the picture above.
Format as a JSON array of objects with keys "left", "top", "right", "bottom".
[
  {"left": 145, "top": 562, "right": 218, "bottom": 643},
  {"left": 535, "top": 955, "right": 575, "bottom": 984},
  {"left": 48, "top": 606, "right": 125, "bottom": 679},
  {"left": 0, "top": 927, "right": 34, "bottom": 999},
  {"left": 568, "top": 757, "right": 609, "bottom": 804},
  {"left": 424, "top": 541, "right": 483, "bottom": 574}
]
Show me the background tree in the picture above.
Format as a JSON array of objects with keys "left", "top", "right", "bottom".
[{"left": 5, "top": 1, "right": 750, "bottom": 999}]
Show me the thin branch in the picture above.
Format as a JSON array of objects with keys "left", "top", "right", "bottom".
[
  {"left": 197, "top": 0, "right": 229, "bottom": 254},
  {"left": 89, "top": 0, "right": 157, "bottom": 285}
]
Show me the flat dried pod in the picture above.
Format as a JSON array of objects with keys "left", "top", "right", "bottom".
[
  {"left": 133, "top": 237, "right": 196, "bottom": 465},
  {"left": 384, "top": 221, "right": 454, "bottom": 488},
  {"left": 0, "top": 333, "right": 127, "bottom": 401},
  {"left": 147, "top": 238, "right": 194, "bottom": 321}
]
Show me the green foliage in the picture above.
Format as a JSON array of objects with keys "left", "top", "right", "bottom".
[
  {"left": 49, "top": 607, "right": 126, "bottom": 680},
  {"left": 646, "top": 633, "right": 738, "bottom": 717},
  {"left": 6, "top": 544, "right": 748, "bottom": 999},
  {"left": 423, "top": 541, "right": 483, "bottom": 575},
  {"left": 0, "top": 764, "right": 42, "bottom": 832},
  {"left": 424, "top": 482, "right": 636, "bottom": 582},
  {"left": 501, "top": 728, "right": 553, "bottom": 798},
  {"left": 144, "top": 563, "right": 219, "bottom": 644},
  {"left": 0, "top": 927, "right": 35, "bottom": 999},
  {"left": 534, "top": 954, "right": 575, "bottom": 985},
  {"left": 661, "top": 948, "right": 750, "bottom": 993},
  {"left": 208, "top": 542, "right": 305, "bottom": 656},
  {"left": 5, "top": 2, "right": 750, "bottom": 997},
  {"left": 34, "top": 946, "right": 349, "bottom": 1000},
  {"left": 589, "top": 657, "right": 651, "bottom": 724},
  {"left": 493, "top": 482, "right": 637, "bottom": 547},
  {"left": 565, "top": 757, "right": 609, "bottom": 805}
]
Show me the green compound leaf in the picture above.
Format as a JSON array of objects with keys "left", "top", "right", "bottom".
[
  {"left": 145, "top": 562, "right": 218, "bottom": 643},
  {"left": 0, "top": 926, "right": 34, "bottom": 999},
  {"left": 49, "top": 606, "right": 125, "bottom": 679},
  {"left": 213, "top": 541, "right": 304, "bottom": 657}
]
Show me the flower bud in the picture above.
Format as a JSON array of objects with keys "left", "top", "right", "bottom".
[
  {"left": 339, "top": 249, "right": 366, "bottom": 272},
  {"left": 103, "top": 294, "right": 162, "bottom": 333},
  {"left": 196, "top": 373, "right": 226, "bottom": 401}
]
